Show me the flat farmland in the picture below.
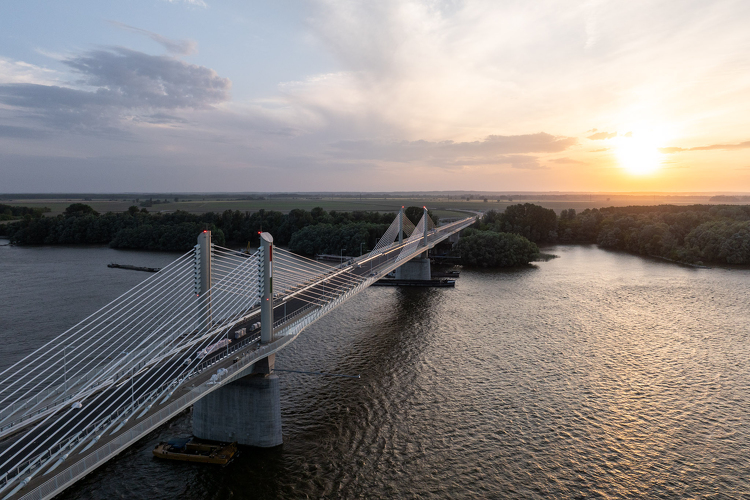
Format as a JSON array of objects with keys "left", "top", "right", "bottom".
[{"left": 2, "top": 194, "right": 738, "bottom": 219}]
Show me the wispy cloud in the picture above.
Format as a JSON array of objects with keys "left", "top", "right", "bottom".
[
  {"left": 163, "top": 0, "right": 207, "bottom": 8},
  {"left": 0, "top": 57, "right": 59, "bottom": 85},
  {"left": 325, "top": 133, "right": 575, "bottom": 167},
  {"left": 660, "top": 140, "right": 750, "bottom": 154},
  {"left": 548, "top": 157, "right": 586, "bottom": 164},
  {"left": 587, "top": 131, "right": 617, "bottom": 140},
  {"left": 108, "top": 21, "right": 198, "bottom": 55},
  {"left": 0, "top": 125, "right": 49, "bottom": 139}
]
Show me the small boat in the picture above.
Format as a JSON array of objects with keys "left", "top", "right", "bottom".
[
  {"left": 152, "top": 438, "right": 237, "bottom": 465},
  {"left": 108, "top": 263, "right": 161, "bottom": 273}
]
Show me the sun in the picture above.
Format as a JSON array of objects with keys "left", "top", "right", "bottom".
[{"left": 614, "top": 132, "right": 663, "bottom": 175}]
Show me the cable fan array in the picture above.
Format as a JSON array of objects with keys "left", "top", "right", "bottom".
[
  {"left": 0, "top": 209, "right": 478, "bottom": 497},
  {"left": 0, "top": 245, "right": 262, "bottom": 491},
  {"left": 367, "top": 211, "right": 419, "bottom": 258},
  {"left": 272, "top": 248, "right": 368, "bottom": 310}
]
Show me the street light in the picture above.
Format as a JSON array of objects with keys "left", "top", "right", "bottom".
[{"left": 360, "top": 242, "right": 365, "bottom": 256}]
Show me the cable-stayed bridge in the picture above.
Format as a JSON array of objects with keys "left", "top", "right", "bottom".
[{"left": 0, "top": 208, "right": 474, "bottom": 500}]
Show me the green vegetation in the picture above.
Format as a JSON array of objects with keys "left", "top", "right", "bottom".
[
  {"left": 481, "top": 203, "right": 557, "bottom": 243},
  {"left": 479, "top": 204, "right": 750, "bottom": 265},
  {"left": 6, "top": 198, "right": 750, "bottom": 267},
  {"left": 5, "top": 204, "right": 399, "bottom": 253},
  {"left": 456, "top": 230, "right": 539, "bottom": 268},
  {"left": 0, "top": 203, "right": 50, "bottom": 221}
]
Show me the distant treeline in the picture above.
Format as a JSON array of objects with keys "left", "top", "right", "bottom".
[
  {"left": 476, "top": 203, "right": 750, "bottom": 265},
  {"left": 0, "top": 204, "right": 50, "bottom": 221},
  {"left": 709, "top": 195, "right": 750, "bottom": 202},
  {"left": 2, "top": 203, "right": 401, "bottom": 254},
  {"left": 6, "top": 201, "right": 750, "bottom": 266}
]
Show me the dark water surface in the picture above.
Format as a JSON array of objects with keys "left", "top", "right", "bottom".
[{"left": 1, "top": 242, "right": 748, "bottom": 499}]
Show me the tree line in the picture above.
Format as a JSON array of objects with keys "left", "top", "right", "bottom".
[
  {"left": 3, "top": 204, "right": 401, "bottom": 253},
  {"left": 7, "top": 201, "right": 749, "bottom": 266},
  {"left": 476, "top": 203, "right": 750, "bottom": 265},
  {"left": 0, "top": 204, "right": 50, "bottom": 221}
]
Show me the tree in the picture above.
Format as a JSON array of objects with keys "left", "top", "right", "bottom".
[
  {"left": 404, "top": 206, "right": 439, "bottom": 226},
  {"left": 495, "top": 203, "right": 557, "bottom": 243},
  {"left": 456, "top": 231, "right": 538, "bottom": 267},
  {"left": 64, "top": 203, "right": 99, "bottom": 217}
]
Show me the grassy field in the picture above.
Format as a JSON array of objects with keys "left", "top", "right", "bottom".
[{"left": 2, "top": 194, "right": 742, "bottom": 218}]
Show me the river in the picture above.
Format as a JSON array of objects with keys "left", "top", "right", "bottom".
[{"left": 0, "top": 241, "right": 748, "bottom": 499}]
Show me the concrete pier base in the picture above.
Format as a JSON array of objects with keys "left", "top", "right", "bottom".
[
  {"left": 395, "top": 257, "right": 431, "bottom": 280},
  {"left": 192, "top": 373, "right": 282, "bottom": 447}
]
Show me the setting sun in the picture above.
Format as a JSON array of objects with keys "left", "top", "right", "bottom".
[
  {"left": 615, "top": 133, "right": 663, "bottom": 175},
  {"left": 615, "top": 133, "right": 662, "bottom": 175}
]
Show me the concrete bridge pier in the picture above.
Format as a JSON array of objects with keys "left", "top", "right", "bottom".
[
  {"left": 192, "top": 356, "right": 282, "bottom": 447},
  {"left": 395, "top": 256, "right": 431, "bottom": 280}
]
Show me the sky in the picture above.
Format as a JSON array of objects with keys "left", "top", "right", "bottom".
[{"left": 1, "top": 0, "right": 749, "bottom": 193}]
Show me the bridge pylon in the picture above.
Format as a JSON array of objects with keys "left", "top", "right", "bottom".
[
  {"left": 260, "top": 231, "right": 274, "bottom": 344},
  {"left": 195, "top": 230, "right": 212, "bottom": 329},
  {"left": 192, "top": 231, "right": 283, "bottom": 448},
  {"left": 395, "top": 206, "right": 432, "bottom": 280}
]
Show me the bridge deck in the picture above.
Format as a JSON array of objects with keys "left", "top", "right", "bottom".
[{"left": 1, "top": 215, "right": 474, "bottom": 500}]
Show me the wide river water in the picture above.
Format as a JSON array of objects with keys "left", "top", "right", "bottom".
[{"left": 0, "top": 241, "right": 748, "bottom": 499}]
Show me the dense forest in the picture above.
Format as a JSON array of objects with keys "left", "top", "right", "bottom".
[
  {"left": 4, "top": 201, "right": 750, "bottom": 266},
  {"left": 0, "top": 203, "right": 50, "bottom": 221},
  {"left": 477, "top": 203, "right": 750, "bottom": 265},
  {"left": 2, "top": 204, "right": 399, "bottom": 253},
  {"left": 455, "top": 230, "right": 539, "bottom": 267}
]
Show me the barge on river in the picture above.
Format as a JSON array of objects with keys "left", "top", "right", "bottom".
[{"left": 153, "top": 438, "right": 237, "bottom": 465}]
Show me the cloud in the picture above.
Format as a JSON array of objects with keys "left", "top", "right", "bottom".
[
  {"left": 0, "top": 57, "right": 59, "bottom": 85},
  {"left": 659, "top": 146, "right": 685, "bottom": 154},
  {"left": 133, "top": 113, "right": 189, "bottom": 124},
  {"left": 548, "top": 157, "right": 586, "bottom": 164},
  {"left": 0, "top": 125, "right": 49, "bottom": 139},
  {"left": 322, "top": 133, "right": 574, "bottom": 170},
  {"left": 587, "top": 131, "right": 617, "bottom": 140},
  {"left": 590, "top": 148, "right": 609, "bottom": 152},
  {"left": 504, "top": 156, "right": 547, "bottom": 170},
  {"left": 659, "top": 140, "right": 750, "bottom": 154},
  {"left": 164, "top": 0, "right": 207, "bottom": 7},
  {"left": 0, "top": 48, "right": 230, "bottom": 130},
  {"left": 108, "top": 21, "right": 198, "bottom": 55}
]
